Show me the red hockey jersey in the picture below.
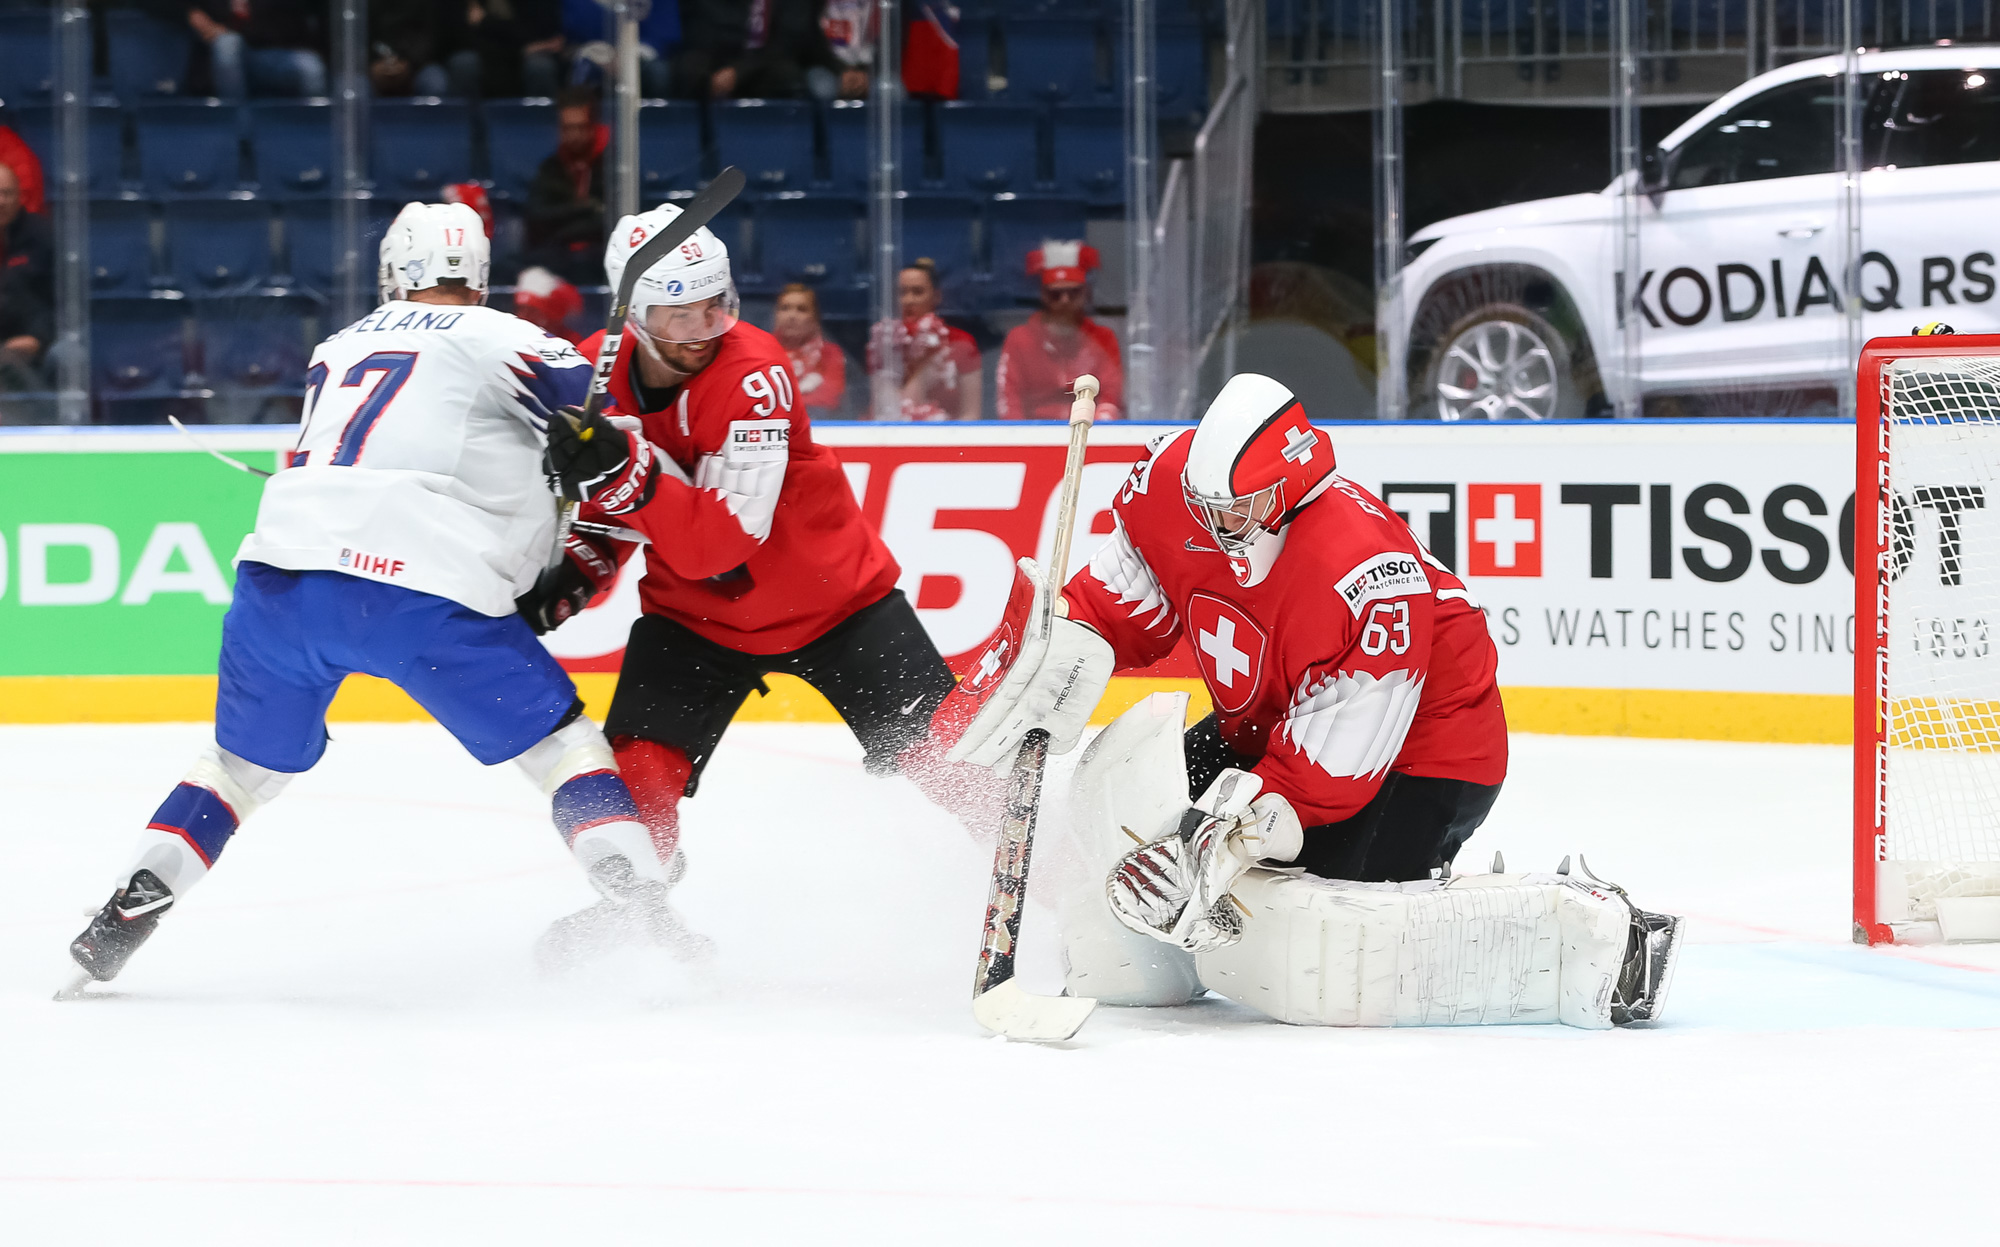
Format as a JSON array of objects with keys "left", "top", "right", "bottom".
[
  {"left": 577, "top": 321, "right": 900, "bottom": 654},
  {"left": 1062, "top": 428, "right": 1507, "bottom": 826}
]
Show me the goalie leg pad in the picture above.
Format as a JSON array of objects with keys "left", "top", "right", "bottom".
[
  {"left": 127, "top": 744, "right": 294, "bottom": 895},
  {"left": 1196, "top": 869, "right": 1640, "bottom": 1028},
  {"left": 1049, "top": 692, "right": 1202, "bottom": 1006}
]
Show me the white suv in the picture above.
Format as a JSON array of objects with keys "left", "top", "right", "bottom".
[{"left": 1398, "top": 46, "right": 2000, "bottom": 419}]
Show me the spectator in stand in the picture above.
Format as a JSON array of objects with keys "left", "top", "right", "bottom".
[
  {"left": 368, "top": 0, "right": 448, "bottom": 96},
  {"left": 563, "top": 0, "right": 676, "bottom": 97},
  {"left": 819, "top": 0, "right": 873, "bottom": 99},
  {"left": 188, "top": 1, "right": 328, "bottom": 100},
  {"left": 0, "top": 163, "right": 54, "bottom": 393},
  {"left": 434, "top": 0, "right": 565, "bottom": 98},
  {"left": 996, "top": 240, "right": 1123, "bottom": 421},
  {"left": 512, "top": 265, "right": 587, "bottom": 343},
  {"left": 522, "top": 86, "right": 608, "bottom": 285},
  {"left": 867, "top": 258, "right": 980, "bottom": 421},
  {"left": 0, "top": 124, "right": 45, "bottom": 217},
  {"left": 902, "top": 1, "right": 958, "bottom": 100},
  {"left": 673, "top": 0, "right": 845, "bottom": 102},
  {"left": 773, "top": 283, "right": 847, "bottom": 415}
]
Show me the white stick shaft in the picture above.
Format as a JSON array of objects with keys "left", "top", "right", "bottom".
[{"left": 1039, "top": 375, "right": 1099, "bottom": 634}]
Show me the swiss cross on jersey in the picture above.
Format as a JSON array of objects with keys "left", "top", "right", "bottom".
[{"left": 1187, "top": 591, "right": 1267, "bottom": 713}]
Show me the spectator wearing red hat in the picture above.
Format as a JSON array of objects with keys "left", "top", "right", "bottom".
[
  {"left": 996, "top": 240, "right": 1122, "bottom": 421},
  {"left": 774, "top": 283, "right": 848, "bottom": 415},
  {"left": 511, "top": 265, "right": 587, "bottom": 344},
  {"left": 867, "top": 258, "right": 981, "bottom": 421}
]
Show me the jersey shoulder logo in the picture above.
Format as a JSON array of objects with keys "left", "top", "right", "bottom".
[
  {"left": 1335, "top": 551, "right": 1429, "bottom": 618},
  {"left": 724, "top": 418, "right": 790, "bottom": 466},
  {"left": 1186, "top": 591, "right": 1268, "bottom": 715}
]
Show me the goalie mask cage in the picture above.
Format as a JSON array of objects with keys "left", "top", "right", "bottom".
[{"left": 1857, "top": 333, "right": 2000, "bottom": 945}]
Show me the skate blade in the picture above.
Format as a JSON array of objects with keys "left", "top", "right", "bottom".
[{"left": 54, "top": 971, "right": 100, "bottom": 1002}]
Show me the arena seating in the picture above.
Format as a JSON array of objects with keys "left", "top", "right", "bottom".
[
  {"left": 248, "top": 101, "right": 336, "bottom": 198},
  {"left": 713, "top": 99, "right": 818, "bottom": 192},
  {"left": 369, "top": 99, "right": 475, "bottom": 197},
  {"left": 483, "top": 98, "right": 555, "bottom": 202},
  {"left": 4, "top": 2, "right": 1217, "bottom": 420},
  {"left": 86, "top": 199, "right": 155, "bottom": 296},
  {"left": 934, "top": 102, "right": 1041, "bottom": 194},
  {"left": 637, "top": 99, "right": 703, "bottom": 197},
  {"left": 165, "top": 199, "right": 272, "bottom": 295},
  {"left": 136, "top": 100, "right": 243, "bottom": 197}
]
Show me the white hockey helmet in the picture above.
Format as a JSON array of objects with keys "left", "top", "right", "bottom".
[
  {"left": 1184, "top": 374, "right": 1336, "bottom": 585},
  {"left": 378, "top": 201, "right": 490, "bottom": 302},
  {"left": 604, "top": 202, "right": 739, "bottom": 347}
]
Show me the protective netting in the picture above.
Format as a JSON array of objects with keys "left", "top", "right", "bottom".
[{"left": 1881, "top": 356, "right": 2000, "bottom": 921}]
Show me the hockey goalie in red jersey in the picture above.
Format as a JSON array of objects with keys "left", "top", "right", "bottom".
[{"left": 937, "top": 374, "right": 1681, "bottom": 1028}]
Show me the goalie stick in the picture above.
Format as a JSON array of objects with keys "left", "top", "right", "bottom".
[
  {"left": 549, "top": 165, "right": 747, "bottom": 567},
  {"left": 970, "top": 375, "right": 1101, "bottom": 1042}
]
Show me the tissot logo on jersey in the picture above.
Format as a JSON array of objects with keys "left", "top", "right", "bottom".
[{"left": 1336, "top": 552, "right": 1430, "bottom": 617}]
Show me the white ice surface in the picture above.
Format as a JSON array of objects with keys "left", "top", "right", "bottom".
[{"left": 5, "top": 723, "right": 2000, "bottom": 1246}]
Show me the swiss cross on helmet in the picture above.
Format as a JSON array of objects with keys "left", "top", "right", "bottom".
[
  {"left": 604, "top": 202, "right": 740, "bottom": 347},
  {"left": 1183, "top": 373, "right": 1335, "bottom": 559},
  {"left": 377, "top": 201, "right": 490, "bottom": 303}
]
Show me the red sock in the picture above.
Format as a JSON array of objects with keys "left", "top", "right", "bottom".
[{"left": 611, "top": 736, "right": 693, "bottom": 860}]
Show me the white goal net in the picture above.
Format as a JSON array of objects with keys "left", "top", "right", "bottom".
[{"left": 1868, "top": 352, "right": 2000, "bottom": 942}]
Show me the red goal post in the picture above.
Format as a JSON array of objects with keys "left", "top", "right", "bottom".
[{"left": 1856, "top": 333, "right": 2000, "bottom": 946}]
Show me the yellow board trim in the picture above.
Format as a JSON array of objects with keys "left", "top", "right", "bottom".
[{"left": 0, "top": 674, "right": 1850, "bottom": 743}]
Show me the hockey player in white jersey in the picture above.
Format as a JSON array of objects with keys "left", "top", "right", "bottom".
[{"left": 63, "top": 202, "right": 693, "bottom": 992}]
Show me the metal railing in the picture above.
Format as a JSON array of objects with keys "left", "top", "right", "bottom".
[{"left": 1264, "top": 0, "right": 1998, "bottom": 109}]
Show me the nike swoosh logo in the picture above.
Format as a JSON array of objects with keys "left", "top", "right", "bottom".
[
  {"left": 1186, "top": 538, "right": 1219, "bottom": 552},
  {"left": 899, "top": 694, "right": 928, "bottom": 715}
]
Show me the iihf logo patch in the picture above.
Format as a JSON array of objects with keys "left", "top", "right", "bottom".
[{"left": 405, "top": 259, "right": 425, "bottom": 282}]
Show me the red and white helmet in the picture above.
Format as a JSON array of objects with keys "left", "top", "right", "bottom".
[
  {"left": 378, "top": 201, "right": 489, "bottom": 302},
  {"left": 604, "top": 202, "right": 739, "bottom": 347},
  {"left": 1183, "top": 373, "right": 1335, "bottom": 559}
]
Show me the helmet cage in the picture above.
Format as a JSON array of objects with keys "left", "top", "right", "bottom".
[{"left": 1184, "top": 478, "right": 1287, "bottom": 556}]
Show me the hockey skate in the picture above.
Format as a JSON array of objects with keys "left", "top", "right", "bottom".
[
  {"left": 537, "top": 851, "right": 713, "bottom": 973},
  {"left": 1572, "top": 856, "right": 1683, "bottom": 1025},
  {"left": 60, "top": 869, "right": 176, "bottom": 998}
]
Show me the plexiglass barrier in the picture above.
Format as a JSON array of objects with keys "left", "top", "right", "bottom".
[{"left": 3, "top": 0, "right": 1985, "bottom": 425}]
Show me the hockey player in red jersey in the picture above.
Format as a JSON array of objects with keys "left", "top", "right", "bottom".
[{"left": 522, "top": 203, "right": 992, "bottom": 961}]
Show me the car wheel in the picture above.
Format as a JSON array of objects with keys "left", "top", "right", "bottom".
[{"left": 1422, "top": 304, "right": 1580, "bottom": 421}]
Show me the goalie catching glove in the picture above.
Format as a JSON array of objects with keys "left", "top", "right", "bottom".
[
  {"left": 516, "top": 531, "right": 619, "bottom": 634},
  {"left": 1107, "top": 768, "right": 1303, "bottom": 954},
  {"left": 544, "top": 407, "right": 657, "bottom": 514},
  {"left": 932, "top": 557, "right": 1114, "bottom": 771}
]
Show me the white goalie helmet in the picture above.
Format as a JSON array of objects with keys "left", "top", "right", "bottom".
[
  {"left": 377, "top": 201, "right": 490, "bottom": 302},
  {"left": 1184, "top": 373, "right": 1337, "bottom": 588},
  {"left": 604, "top": 202, "right": 740, "bottom": 347}
]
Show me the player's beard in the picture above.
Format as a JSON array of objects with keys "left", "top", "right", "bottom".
[{"left": 634, "top": 331, "right": 717, "bottom": 385}]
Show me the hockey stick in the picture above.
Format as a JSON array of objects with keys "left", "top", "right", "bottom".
[
  {"left": 168, "top": 416, "right": 275, "bottom": 479},
  {"left": 549, "top": 165, "right": 749, "bottom": 566},
  {"left": 970, "top": 374, "right": 1101, "bottom": 1043}
]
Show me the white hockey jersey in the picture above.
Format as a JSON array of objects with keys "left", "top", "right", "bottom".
[{"left": 237, "top": 301, "right": 590, "bottom": 617}]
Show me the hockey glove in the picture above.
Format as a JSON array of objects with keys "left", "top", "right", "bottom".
[
  {"left": 516, "top": 532, "right": 619, "bottom": 634},
  {"left": 935, "top": 557, "right": 1114, "bottom": 772},
  {"left": 544, "top": 406, "right": 657, "bottom": 514},
  {"left": 1107, "top": 769, "right": 1302, "bottom": 954}
]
